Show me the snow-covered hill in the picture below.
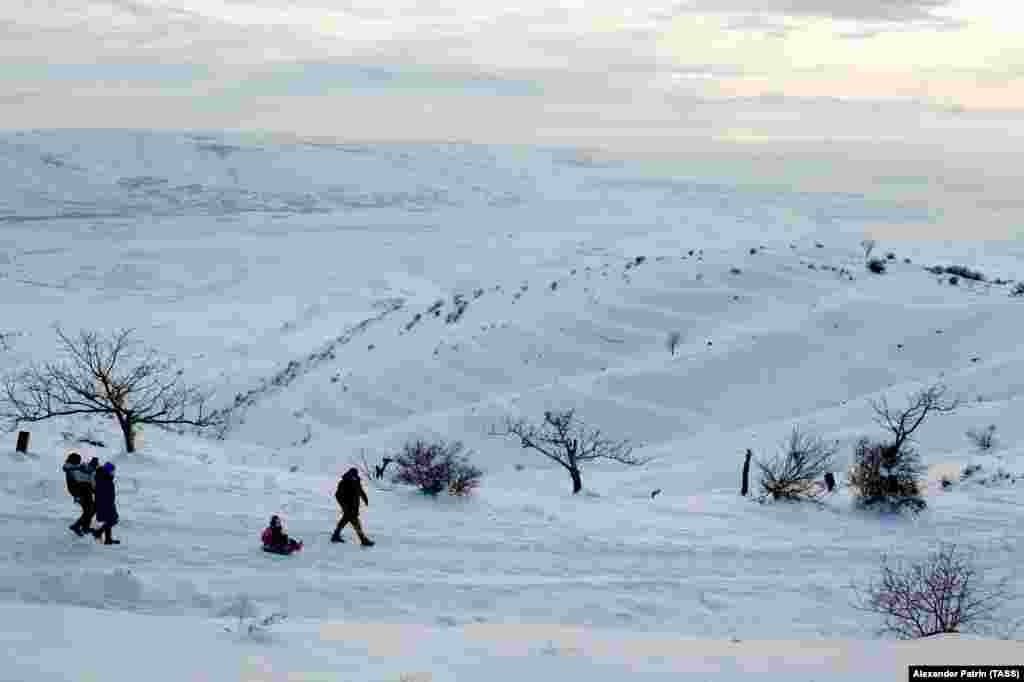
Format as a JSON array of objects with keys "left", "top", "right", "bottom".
[{"left": 1, "top": 130, "right": 1021, "bottom": 680}]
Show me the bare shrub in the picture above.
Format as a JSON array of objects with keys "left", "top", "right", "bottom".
[
  {"left": 867, "top": 258, "right": 887, "bottom": 274},
  {"left": 851, "top": 544, "right": 1016, "bottom": 638},
  {"left": 927, "top": 264, "right": 986, "bottom": 282},
  {"left": 1, "top": 328, "right": 220, "bottom": 452},
  {"left": 966, "top": 424, "right": 997, "bottom": 451},
  {"left": 492, "top": 409, "right": 649, "bottom": 494},
  {"left": 666, "top": 331, "right": 682, "bottom": 356},
  {"left": 756, "top": 428, "right": 837, "bottom": 502},
  {"left": 392, "top": 439, "right": 481, "bottom": 496},
  {"left": 945, "top": 265, "right": 986, "bottom": 282}
]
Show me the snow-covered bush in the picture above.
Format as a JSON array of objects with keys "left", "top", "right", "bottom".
[
  {"left": 1011, "top": 282, "right": 1024, "bottom": 297},
  {"left": 966, "top": 424, "right": 997, "bottom": 451},
  {"left": 851, "top": 544, "right": 1016, "bottom": 639},
  {"left": 392, "top": 438, "right": 481, "bottom": 496},
  {"left": 219, "top": 594, "right": 287, "bottom": 641},
  {"left": 756, "top": 428, "right": 837, "bottom": 502}
]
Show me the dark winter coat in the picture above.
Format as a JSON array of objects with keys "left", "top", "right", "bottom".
[
  {"left": 94, "top": 467, "right": 118, "bottom": 524},
  {"left": 63, "top": 462, "right": 95, "bottom": 501},
  {"left": 336, "top": 468, "right": 368, "bottom": 513}
]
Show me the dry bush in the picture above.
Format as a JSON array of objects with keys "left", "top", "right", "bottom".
[
  {"left": 851, "top": 384, "right": 958, "bottom": 511},
  {"left": 851, "top": 544, "right": 1016, "bottom": 639},
  {"left": 756, "top": 428, "right": 837, "bottom": 502},
  {"left": 392, "top": 438, "right": 482, "bottom": 496},
  {"left": 848, "top": 438, "right": 926, "bottom": 513}
]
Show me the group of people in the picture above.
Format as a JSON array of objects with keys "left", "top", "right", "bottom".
[
  {"left": 62, "top": 452, "right": 119, "bottom": 545},
  {"left": 63, "top": 454, "right": 373, "bottom": 554},
  {"left": 261, "top": 467, "right": 375, "bottom": 554}
]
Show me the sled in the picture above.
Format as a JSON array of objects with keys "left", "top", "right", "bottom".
[{"left": 262, "top": 540, "right": 303, "bottom": 555}]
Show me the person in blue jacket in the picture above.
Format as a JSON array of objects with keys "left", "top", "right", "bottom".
[{"left": 92, "top": 462, "right": 120, "bottom": 545}]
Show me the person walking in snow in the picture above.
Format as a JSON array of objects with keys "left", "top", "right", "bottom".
[
  {"left": 331, "top": 468, "right": 374, "bottom": 546},
  {"left": 92, "top": 462, "right": 120, "bottom": 545},
  {"left": 63, "top": 453, "right": 96, "bottom": 536}
]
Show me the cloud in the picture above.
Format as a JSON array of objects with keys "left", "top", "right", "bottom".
[
  {"left": 677, "top": 0, "right": 957, "bottom": 24},
  {"left": 218, "top": 62, "right": 544, "bottom": 98}
]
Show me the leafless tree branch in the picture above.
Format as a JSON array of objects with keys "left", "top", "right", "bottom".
[
  {"left": 1, "top": 327, "right": 221, "bottom": 451},
  {"left": 870, "top": 383, "right": 960, "bottom": 454},
  {"left": 850, "top": 544, "right": 1016, "bottom": 639},
  {"left": 491, "top": 409, "right": 649, "bottom": 494}
]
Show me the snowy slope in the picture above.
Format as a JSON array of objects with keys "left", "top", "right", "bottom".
[{"left": 0, "top": 130, "right": 1021, "bottom": 680}]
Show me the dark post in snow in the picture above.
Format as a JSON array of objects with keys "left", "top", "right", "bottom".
[
  {"left": 15, "top": 431, "right": 30, "bottom": 454},
  {"left": 740, "top": 448, "right": 752, "bottom": 496},
  {"left": 824, "top": 472, "right": 836, "bottom": 493}
]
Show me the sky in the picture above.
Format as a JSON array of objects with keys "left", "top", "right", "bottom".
[{"left": 1, "top": 1, "right": 1023, "bottom": 160}]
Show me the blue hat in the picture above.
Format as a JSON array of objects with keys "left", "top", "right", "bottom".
[{"left": 102, "top": 462, "right": 115, "bottom": 474}]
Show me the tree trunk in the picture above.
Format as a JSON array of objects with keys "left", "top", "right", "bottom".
[
  {"left": 570, "top": 468, "right": 583, "bottom": 494},
  {"left": 741, "top": 449, "right": 752, "bottom": 496},
  {"left": 120, "top": 418, "right": 136, "bottom": 453},
  {"left": 15, "top": 431, "right": 30, "bottom": 453}
]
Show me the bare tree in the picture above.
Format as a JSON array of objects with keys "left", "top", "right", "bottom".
[
  {"left": 870, "top": 383, "right": 960, "bottom": 455},
  {"left": 861, "top": 239, "right": 877, "bottom": 261},
  {"left": 966, "top": 424, "right": 997, "bottom": 451},
  {"left": 666, "top": 331, "right": 682, "bottom": 356},
  {"left": 492, "top": 409, "right": 649, "bottom": 494},
  {"left": 756, "top": 427, "right": 837, "bottom": 502},
  {"left": 851, "top": 544, "right": 1016, "bottom": 639},
  {"left": 1, "top": 328, "right": 220, "bottom": 453}
]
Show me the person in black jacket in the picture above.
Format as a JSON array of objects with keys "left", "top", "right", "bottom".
[
  {"left": 92, "top": 462, "right": 120, "bottom": 545},
  {"left": 63, "top": 453, "right": 96, "bottom": 536},
  {"left": 331, "top": 468, "right": 374, "bottom": 546}
]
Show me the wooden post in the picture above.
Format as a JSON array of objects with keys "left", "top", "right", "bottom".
[
  {"left": 15, "top": 431, "right": 30, "bottom": 453},
  {"left": 824, "top": 472, "right": 836, "bottom": 493},
  {"left": 741, "top": 449, "right": 752, "bottom": 496}
]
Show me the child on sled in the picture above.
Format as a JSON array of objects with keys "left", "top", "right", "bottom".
[{"left": 261, "top": 514, "right": 302, "bottom": 554}]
